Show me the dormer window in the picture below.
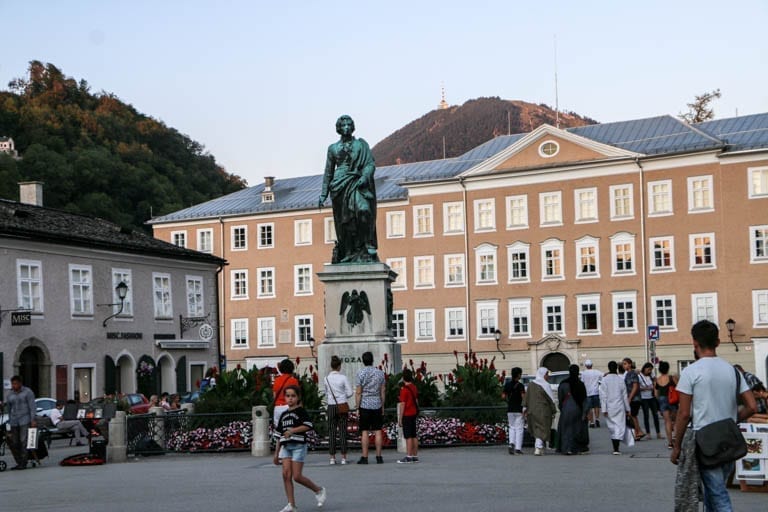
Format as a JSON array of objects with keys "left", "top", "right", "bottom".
[
  {"left": 262, "top": 191, "right": 274, "bottom": 203},
  {"left": 538, "top": 140, "right": 559, "bottom": 158}
]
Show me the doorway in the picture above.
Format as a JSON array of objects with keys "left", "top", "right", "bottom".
[
  {"left": 19, "top": 346, "right": 44, "bottom": 397},
  {"left": 541, "top": 352, "right": 571, "bottom": 372},
  {"left": 73, "top": 367, "right": 93, "bottom": 403},
  {"left": 116, "top": 354, "right": 135, "bottom": 394}
]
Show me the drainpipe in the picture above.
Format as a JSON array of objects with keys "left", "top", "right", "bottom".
[
  {"left": 459, "top": 176, "right": 471, "bottom": 355},
  {"left": 217, "top": 217, "right": 225, "bottom": 372},
  {"left": 633, "top": 157, "right": 650, "bottom": 363}
]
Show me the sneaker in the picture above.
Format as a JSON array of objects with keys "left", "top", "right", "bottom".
[
  {"left": 397, "top": 456, "right": 412, "bottom": 464},
  {"left": 508, "top": 446, "right": 515, "bottom": 455},
  {"left": 534, "top": 447, "right": 543, "bottom": 456},
  {"left": 279, "top": 504, "right": 297, "bottom": 512},
  {"left": 356, "top": 457, "right": 368, "bottom": 465},
  {"left": 595, "top": 420, "right": 601, "bottom": 428},
  {"left": 612, "top": 451, "right": 621, "bottom": 455},
  {"left": 375, "top": 455, "right": 383, "bottom": 464},
  {"left": 515, "top": 450, "right": 523, "bottom": 455},
  {"left": 329, "top": 458, "right": 336, "bottom": 465},
  {"left": 340, "top": 458, "right": 348, "bottom": 465},
  {"left": 315, "top": 487, "right": 326, "bottom": 508},
  {"left": 411, "top": 456, "right": 419, "bottom": 463}
]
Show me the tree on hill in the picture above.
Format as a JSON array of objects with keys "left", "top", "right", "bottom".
[
  {"left": 679, "top": 89, "right": 722, "bottom": 124},
  {"left": 0, "top": 61, "right": 246, "bottom": 231}
]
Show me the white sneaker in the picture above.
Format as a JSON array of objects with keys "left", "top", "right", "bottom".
[
  {"left": 340, "top": 459, "right": 348, "bottom": 465},
  {"left": 329, "top": 458, "right": 336, "bottom": 465},
  {"left": 534, "top": 447, "right": 543, "bottom": 456},
  {"left": 279, "top": 504, "right": 297, "bottom": 512},
  {"left": 315, "top": 487, "right": 326, "bottom": 508}
]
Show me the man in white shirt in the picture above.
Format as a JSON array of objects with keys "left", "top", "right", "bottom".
[
  {"left": 581, "top": 360, "right": 603, "bottom": 428},
  {"left": 50, "top": 402, "right": 90, "bottom": 446},
  {"left": 671, "top": 320, "right": 756, "bottom": 512}
]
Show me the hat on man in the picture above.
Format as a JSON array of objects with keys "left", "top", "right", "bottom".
[{"left": 584, "top": 359, "right": 593, "bottom": 368}]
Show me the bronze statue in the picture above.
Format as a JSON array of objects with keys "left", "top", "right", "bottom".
[{"left": 318, "top": 115, "right": 378, "bottom": 263}]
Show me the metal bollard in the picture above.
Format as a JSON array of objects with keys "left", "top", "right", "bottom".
[
  {"left": 107, "top": 411, "right": 127, "bottom": 463},
  {"left": 252, "top": 405, "right": 270, "bottom": 456}
]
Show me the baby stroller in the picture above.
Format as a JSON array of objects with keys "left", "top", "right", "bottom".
[
  {"left": 0, "top": 423, "right": 48, "bottom": 470},
  {"left": 0, "top": 425, "right": 8, "bottom": 471}
]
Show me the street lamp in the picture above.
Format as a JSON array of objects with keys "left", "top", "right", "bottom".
[
  {"left": 725, "top": 318, "right": 738, "bottom": 352},
  {"left": 308, "top": 336, "right": 316, "bottom": 358},
  {"left": 494, "top": 329, "right": 505, "bottom": 359},
  {"left": 101, "top": 281, "right": 129, "bottom": 327}
]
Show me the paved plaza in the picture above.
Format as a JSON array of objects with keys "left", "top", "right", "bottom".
[{"left": 1, "top": 425, "right": 765, "bottom": 511}]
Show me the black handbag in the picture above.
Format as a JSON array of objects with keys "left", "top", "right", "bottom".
[{"left": 694, "top": 366, "right": 748, "bottom": 467}]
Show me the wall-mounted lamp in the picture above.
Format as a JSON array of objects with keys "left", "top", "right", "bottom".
[
  {"left": 308, "top": 336, "right": 316, "bottom": 358},
  {"left": 100, "top": 281, "right": 128, "bottom": 327},
  {"left": 494, "top": 329, "right": 505, "bottom": 359},
  {"left": 725, "top": 318, "right": 738, "bottom": 352}
]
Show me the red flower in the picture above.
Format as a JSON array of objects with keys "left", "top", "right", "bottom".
[
  {"left": 309, "top": 364, "right": 314, "bottom": 373},
  {"left": 295, "top": 357, "right": 301, "bottom": 365},
  {"left": 383, "top": 353, "right": 388, "bottom": 361}
]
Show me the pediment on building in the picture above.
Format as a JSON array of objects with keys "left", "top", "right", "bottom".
[{"left": 527, "top": 333, "right": 581, "bottom": 352}]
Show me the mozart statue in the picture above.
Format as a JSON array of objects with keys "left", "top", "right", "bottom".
[{"left": 318, "top": 115, "right": 379, "bottom": 263}]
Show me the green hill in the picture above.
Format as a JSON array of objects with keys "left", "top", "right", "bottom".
[{"left": 0, "top": 61, "right": 246, "bottom": 231}]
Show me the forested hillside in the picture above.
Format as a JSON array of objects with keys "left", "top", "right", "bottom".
[{"left": 0, "top": 61, "right": 246, "bottom": 231}]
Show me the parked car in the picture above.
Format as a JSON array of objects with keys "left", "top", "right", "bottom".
[
  {"left": 521, "top": 371, "right": 570, "bottom": 394},
  {"left": 123, "top": 393, "right": 151, "bottom": 414},
  {"left": 0, "top": 397, "right": 56, "bottom": 424}
]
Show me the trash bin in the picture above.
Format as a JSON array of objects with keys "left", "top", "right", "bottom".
[{"left": 90, "top": 437, "right": 107, "bottom": 460}]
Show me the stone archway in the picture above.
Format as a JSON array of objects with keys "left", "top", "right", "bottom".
[
  {"left": 156, "top": 353, "right": 175, "bottom": 394},
  {"left": 13, "top": 337, "right": 52, "bottom": 397},
  {"left": 541, "top": 352, "right": 571, "bottom": 372},
  {"left": 115, "top": 352, "right": 136, "bottom": 394}
]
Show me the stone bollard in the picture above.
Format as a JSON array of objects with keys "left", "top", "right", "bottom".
[
  {"left": 107, "top": 411, "right": 127, "bottom": 463},
  {"left": 149, "top": 406, "right": 165, "bottom": 448},
  {"left": 252, "top": 405, "right": 270, "bottom": 456}
]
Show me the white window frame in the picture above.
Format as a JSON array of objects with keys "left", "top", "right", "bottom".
[
  {"left": 111, "top": 268, "right": 133, "bottom": 317},
  {"left": 386, "top": 211, "right": 406, "bottom": 238},
  {"left": 69, "top": 264, "right": 93, "bottom": 316},
  {"left": 197, "top": 228, "right": 213, "bottom": 253},
  {"left": 473, "top": 198, "right": 496, "bottom": 232},
  {"left": 575, "top": 236, "right": 600, "bottom": 279},
  {"left": 414, "top": 308, "right": 435, "bottom": 342},
  {"left": 610, "top": 232, "right": 636, "bottom": 276},
  {"left": 294, "top": 264, "right": 313, "bottom": 296},
  {"left": 687, "top": 175, "right": 714, "bottom": 213},
  {"left": 152, "top": 272, "right": 173, "bottom": 319},
  {"left": 648, "top": 180, "right": 673, "bottom": 216},
  {"left": 387, "top": 257, "right": 407, "bottom": 290},
  {"left": 475, "top": 243, "right": 498, "bottom": 285},
  {"left": 391, "top": 310, "right": 407, "bottom": 343},
  {"left": 609, "top": 184, "right": 634, "bottom": 220},
  {"left": 231, "top": 269, "right": 249, "bottom": 300},
  {"left": 443, "top": 202, "right": 465, "bottom": 235},
  {"left": 477, "top": 300, "right": 499, "bottom": 339},
  {"left": 689, "top": 233, "right": 716, "bottom": 270},
  {"left": 257, "top": 223, "right": 274, "bottom": 249},
  {"left": 506, "top": 194, "right": 529, "bottom": 230},
  {"left": 171, "top": 230, "right": 187, "bottom": 248},
  {"left": 186, "top": 275, "right": 204, "bottom": 317},
  {"left": 539, "top": 191, "right": 563, "bottom": 226},
  {"left": 257, "top": 317, "right": 276, "bottom": 348},
  {"left": 444, "top": 307, "right": 466, "bottom": 341},
  {"left": 691, "top": 292, "right": 718, "bottom": 325},
  {"left": 750, "top": 225, "right": 768, "bottom": 263},
  {"left": 576, "top": 294, "right": 601, "bottom": 336},
  {"left": 294, "top": 219, "right": 312, "bottom": 246},
  {"left": 413, "top": 205, "right": 434, "bottom": 237},
  {"left": 231, "top": 318, "right": 249, "bottom": 349},
  {"left": 413, "top": 256, "right": 435, "bottom": 289},
  {"left": 651, "top": 294, "right": 677, "bottom": 331},
  {"left": 231, "top": 225, "right": 247, "bottom": 251},
  {"left": 574, "top": 187, "right": 598, "bottom": 223},
  {"left": 444, "top": 253, "right": 466, "bottom": 288},
  {"left": 324, "top": 217, "right": 336, "bottom": 244},
  {"left": 17, "top": 259, "right": 43, "bottom": 313},
  {"left": 649, "top": 236, "right": 675, "bottom": 273},
  {"left": 295, "top": 315, "right": 313, "bottom": 347},
  {"left": 542, "top": 296, "right": 565, "bottom": 336},
  {"left": 752, "top": 290, "right": 768, "bottom": 328},
  {"left": 508, "top": 298, "right": 531, "bottom": 338},
  {"left": 748, "top": 166, "right": 768, "bottom": 199},
  {"left": 257, "top": 267, "right": 276, "bottom": 298},
  {"left": 540, "top": 238, "right": 565, "bottom": 281},
  {"left": 612, "top": 291, "right": 638, "bottom": 334},
  {"left": 507, "top": 242, "right": 531, "bottom": 283}
]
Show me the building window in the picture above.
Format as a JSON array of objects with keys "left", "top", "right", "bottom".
[
  {"left": 295, "top": 315, "right": 313, "bottom": 346},
  {"left": 506, "top": 194, "right": 528, "bottom": 230},
  {"left": 258, "top": 268, "right": 275, "bottom": 298},
  {"left": 612, "top": 292, "right": 637, "bottom": 333},
  {"left": 295, "top": 219, "right": 312, "bottom": 246},
  {"left": 231, "top": 226, "right": 247, "bottom": 250},
  {"left": 258, "top": 223, "right": 274, "bottom": 249},
  {"left": 577, "top": 294, "right": 601, "bottom": 335},
  {"left": 541, "top": 239, "right": 564, "bottom": 280},
  {"left": 444, "top": 254, "right": 465, "bottom": 287},
  {"left": 186, "top": 275, "right": 204, "bottom": 317},
  {"left": 508, "top": 298, "right": 531, "bottom": 337},
  {"left": 324, "top": 217, "right": 336, "bottom": 244},
  {"left": 687, "top": 175, "right": 714, "bottom": 213},
  {"left": 749, "top": 167, "right": 768, "bottom": 199},
  {"left": 111, "top": 268, "right": 133, "bottom": 317},
  {"left": 197, "top": 229, "right": 213, "bottom": 253},
  {"left": 17, "top": 260, "right": 43, "bottom": 313},
  {"left": 691, "top": 293, "right": 718, "bottom": 324},
  {"left": 153, "top": 272, "right": 173, "bottom": 319},
  {"left": 610, "top": 184, "right": 633, "bottom": 220},
  {"left": 648, "top": 180, "right": 673, "bottom": 216},
  {"left": 574, "top": 188, "right": 598, "bottom": 223},
  {"left": 294, "top": 265, "right": 313, "bottom": 295},
  {"left": 171, "top": 231, "right": 187, "bottom": 248},
  {"left": 386, "top": 211, "right": 406, "bottom": 238},
  {"left": 542, "top": 297, "right": 565, "bottom": 335},
  {"left": 652, "top": 295, "right": 677, "bottom": 330},
  {"left": 474, "top": 199, "right": 496, "bottom": 232},
  {"left": 415, "top": 309, "right": 435, "bottom": 341},
  {"left": 539, "top": 191, "right": 562, "bottom": 226},
  {"left": 650, "top": 237, "right": 675, "bottom": 272},
  {"left": 477, "top": 301, "right": 498, "bottom": 338},
  {"left": 387, "top": 258, "right": 407, "bottom": 290},
  {"left": 231, "top": 270, "right": 248, "bottom": 299},
  {"left": 610, "top": 232, "right": 636, "bottom": 276},
  {"left": 69, "top": 264, "right": 93, "bottom": 316},
  {"left": 392, "top": 310, "right": 407, "bottom": 342},
  {"left": 507, "top": 242, "right": 530, "bottom": 283},
  {"left": 575, "top": 236, "right": 599, "bottom": 278},
  {"left": 539, "top": 140, "right": 559, "bottom": 157},
  {"left": 413, "top": 205, "right": 433, "bottom": 237},
  {"left": 475, "top": 243, "right": 498, "bottom": 284},
  {"left": 443, "top": 202, "right": 464, "bottom": 234},
  {"left": 753, "top": 290, "right": 768, "bottom": 327},
  {"left": 231, "top": 318, "right": 249, "bottom": 348},
  {"left": 750, "top": 226, "right": 768, "bottom": 263},
  {"left": 414, "top": 256, "right": 434, "bottom": 288},
  {"left": 689, "top": 233, "right": 715, "bottom": 269},
  {"left": 257, "top": 317, "right": 276, "bottom": 348},
  {"left": 445, "top": 307, "right": 466, "bottom": 340}
]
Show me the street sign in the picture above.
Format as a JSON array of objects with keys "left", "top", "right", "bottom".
[
  {"left": 647, "top": 325, "right": 660, "bottom": 341},
  {"left": 11, "top": 311, "right": 31, "bottom": 326}
]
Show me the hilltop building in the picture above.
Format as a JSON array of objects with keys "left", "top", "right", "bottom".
[{"left": 0, "top": 136, "right": 19, "bottom": 158}]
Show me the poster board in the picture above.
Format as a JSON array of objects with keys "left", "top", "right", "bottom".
[{"left": 737, "top": 425, "right": 768, "bottom": 481}]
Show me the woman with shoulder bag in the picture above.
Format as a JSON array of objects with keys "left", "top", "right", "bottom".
[
  {"left": 324, "top": 355, "right": 353, "bottom": 465},
  {"left": 655, "top": 361, "right": 678, "bottom": 449}
]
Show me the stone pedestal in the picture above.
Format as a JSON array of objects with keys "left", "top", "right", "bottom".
[
  {"left": 251, "top": 405, "right": 271, "bottom": 456},
  {"left": 316, "top": 263, "right": 402, "bottom": 407},
  {"left": 107, "top": 411, "right": 127, "bottom": 463}
]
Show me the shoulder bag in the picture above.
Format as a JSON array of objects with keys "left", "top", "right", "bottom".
[
  {"left": 326, "top": 376, "right": 349, "bottom": 415},
  {"left": 694, "top": 366, "right": 748, "bottom": 467},
  {"left": 668, "top": 376, "right": 680, "bottom": 406}
]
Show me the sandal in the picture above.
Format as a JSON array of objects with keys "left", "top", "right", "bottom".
[{"left": 635, "top": 433, "right": 646, "bottom": 441}]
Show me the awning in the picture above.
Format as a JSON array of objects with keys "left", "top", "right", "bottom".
[{"left": 154, "top": 339, "right": 210, "bottom": 350}]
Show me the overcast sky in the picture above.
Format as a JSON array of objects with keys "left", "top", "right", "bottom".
[{"left": 1, "top": 0, "right": 767, "bottom": 186}]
